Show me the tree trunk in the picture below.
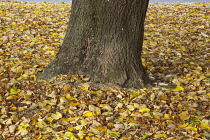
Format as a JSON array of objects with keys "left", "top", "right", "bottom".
[{"left": 38, "top": 0, "right": 151, "bottom": 88}]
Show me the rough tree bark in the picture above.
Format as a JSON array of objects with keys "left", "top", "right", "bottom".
[{"left": 38, "top": 0, "right": 151, "bottom": 88}]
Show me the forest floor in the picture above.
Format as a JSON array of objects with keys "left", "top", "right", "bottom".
[{"left": 0, "top": 1, "right": 210, "bottom": 140}]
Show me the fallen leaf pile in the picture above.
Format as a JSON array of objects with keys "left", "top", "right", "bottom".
[{"left": 0, "top": 1, "right": 210, "bottom": 140}]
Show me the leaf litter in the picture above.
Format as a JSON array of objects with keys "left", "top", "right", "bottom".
[{"left": 0, "top": 1, "right": 210, "bottom": 140}]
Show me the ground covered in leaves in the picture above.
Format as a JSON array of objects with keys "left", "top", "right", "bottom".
[{"left": 0, "top": 1, "right": 210, "bottom": 140}]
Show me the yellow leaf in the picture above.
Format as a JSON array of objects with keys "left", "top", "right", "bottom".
[
  {"left": 107, "top": 122, "right": 114, "bottom": 126},
  {"left": 119, "top": 116, "right": 126, "bottom": 120},
  {"left": 200, "top": 75, "right": 206, "bottom": 79},
  {"left": 139, "top": 108, "right": 150, "bottom": 113},
  {"left": 139, "top": 134, "right": 149, "bottom": 140},
  {"left": 9, "top": 88, "right": 21, "bottom": 95},
  {"left": 199, "top": 25, "right": 205, "bottom": 28},
  {"left": 173, "top": 86, "right": 184, "bottom": 91},
  {"left": 32, "top": 75, "right": 37, "bottom": 81},
  {"left": 69, "top": 102, "right": 80, "bottom": 107},
  {"left": 18, "top": 107, "right": 25, "bottom": 112},
  {"left": 177, "top": 104, "right": 183, "bottom": 110},
  {"left": 79, "top": 136, "right": 84, "bottom": 139},
  {"left": 130, "top": 90, "right": 140, "bottom": 97},
  {"left": 200, "top": 120, "right": 210, "bottom": 129},
  {"left": 58, "top": 35, "right": 64, "bottom": 38},
  {"left": 196, "top": 66, "right": 202, "bottom": 70},
  {"left": 85, "top": 137, "right": 91, "bottom": 140},
  {"left": 160, "top": 95, "right": 168, "bottom": 100},
  {"left": 200, "top": 124, "right": 210, "bottom": 129},
  {"left": 51, "top": 112, "right": 62, "bottom": 120},
  {"left": 193, "top": 133, "right": 200, "bottom": 138},
  {"left": 46, "top": 117, "right": 53, "bottom": 123},
  {"left": 67, "top": 117, "right": 75, "bottom": 122},
  {"left": 183, "top": 64, "right": 189, "bottom": 67},
  {"left": 83, "top": 111, "right": 94, "bottom": 117},
  {"left": 190, "top": 62, "right": 195, "bottom": 65},
  {"left": 179, "top": 112, "right": 190, "bottom": 120},
  {"left": 164, "top": 114, "right": 170, "bottom": 120},
  {"left": 129, "top": 131, "right": 135, "bottom": 135},
  {"left": 16, "top": 66, "right": 23, "bottom": 73},
  {"left": 187, "top": 126, "right": 197, "bottom": 131},
  {"left": 129, "top": 118, "right": 139, "bottom": 124},
  {"left": 121, "top": 137, "right": 130, "bottom": 140},
  {"left": 10, "top": 106, "right": 17, "bottom": 111},
  {"left": 94, "top": 126, "right": 107, "bottom": 132},
  {"left": 156, "top": 134, "right": 167, "bottom": 138},
  {"left": 63, "top": 86, "right": 71, "bottom": 92},
  {"left": 176, "top": 5, "right": 183, "bottom": 8},
  {"left": 65, "top": 94, "right": 71, "bottom": 99},
  {"left": 87, "top": 133, "right": 94, "bottom": 136},
  {"left": 108, "top": 131, "right": 120, "bottom": 137},
  {"left": 148, "top": 23, "right": 156, "bottom": 27},
  {"left": 178, "top": 123, "right": 189, "bottom": 128},
  {"left": 68, "top": 127, "right": 74, "bottom": 131},
  {"left": 64, "top": 132, "right": 73, "bottom": 136},
  {"left": 51, "top": 32, "right": 58, "bottom": 35}
]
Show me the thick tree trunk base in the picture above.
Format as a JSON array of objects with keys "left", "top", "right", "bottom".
[
  {"left": 37, "top": 0, "right": 151, "bottom": 89},
  {"left": 37, "top": 57, "right": 151, "bottom": 89}
]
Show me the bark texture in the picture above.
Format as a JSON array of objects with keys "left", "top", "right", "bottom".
[{"left": 38, "top": 0, "right": 151, "bottom": 88}]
